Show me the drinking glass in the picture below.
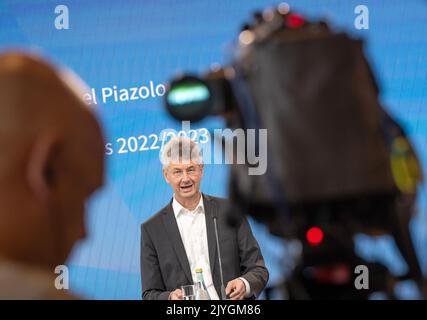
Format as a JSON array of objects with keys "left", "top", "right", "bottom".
[{"left": 181, "top": 285, "right": 196, "bottom": 300}]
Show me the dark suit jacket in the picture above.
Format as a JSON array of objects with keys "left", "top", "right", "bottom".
[{"left": 140, "top": 194, "right": 269, "bottom": 300}]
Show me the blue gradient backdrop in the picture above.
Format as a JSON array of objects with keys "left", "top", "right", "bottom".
[{"left": 0, "top": 0, "right": 426, "bottom": 299}]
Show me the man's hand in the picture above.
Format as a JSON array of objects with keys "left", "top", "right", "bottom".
[
  {"left": 225, "top": 278, "right": 246, "bottom": 300},
  {"left": 169, "top": 288, "right": 183, "bottom": 300}
]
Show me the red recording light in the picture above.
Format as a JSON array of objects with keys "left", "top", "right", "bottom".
[
  {"left": 306, "top": 227, "right": 324, "bottom": 246},
  {"left": 285, "top": 13, "right": 305, "bottom": 28}
]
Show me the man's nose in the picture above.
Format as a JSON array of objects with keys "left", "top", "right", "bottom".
[{"left": 181, "top": 171, "right": 190, "bottom": 180}]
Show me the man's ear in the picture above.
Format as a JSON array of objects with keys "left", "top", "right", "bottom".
[
  {"left": 163, "top": 168, "right": 170, "bottom": 184},
  {"left": 26, "top": 131, "right": 62, "bottom": 203}
]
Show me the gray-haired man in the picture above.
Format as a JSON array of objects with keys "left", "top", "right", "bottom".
[{"left": 140, "top": 137, "right": 268, "bottom": 300}]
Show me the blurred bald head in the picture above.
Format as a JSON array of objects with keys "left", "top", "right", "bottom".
[{"left": 0, "top": 52, "right": 104, "bottom": 270}]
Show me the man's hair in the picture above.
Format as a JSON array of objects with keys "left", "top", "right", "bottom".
[{"left": 160, "top": 137, "right": 202, "bottom": 169}]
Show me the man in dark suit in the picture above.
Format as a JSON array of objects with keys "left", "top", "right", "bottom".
[{"left": 141, "top": 137, "right": 268, "bottom": 300}]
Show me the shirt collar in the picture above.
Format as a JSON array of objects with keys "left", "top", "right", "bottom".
[{"left": 172, "top": 193, "right": 204, "bottom": 218}]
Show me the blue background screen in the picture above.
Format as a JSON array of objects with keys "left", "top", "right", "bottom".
[{"left": 0, "top": 0, "right": 426, "bottom": 299}]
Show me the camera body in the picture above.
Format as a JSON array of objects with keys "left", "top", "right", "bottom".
[{"left": 164, "top": 6, "right": 424, "bottom": 298}]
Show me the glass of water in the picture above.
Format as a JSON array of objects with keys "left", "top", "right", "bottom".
[{"left": 181, "top": 285, "right": 196, "bottom": 300}]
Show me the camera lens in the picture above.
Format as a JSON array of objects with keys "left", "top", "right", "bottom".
[{"left": 165, "top": 76, "right": 212, "bottom": 122}]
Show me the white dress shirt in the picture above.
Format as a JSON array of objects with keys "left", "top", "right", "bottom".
[{"left": 172, "top": 194, "right": 251, "bottom": 300}]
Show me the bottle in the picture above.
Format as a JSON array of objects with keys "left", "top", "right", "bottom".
[{"left": 195, "top": 268, "right": 211, "bottom": 300}]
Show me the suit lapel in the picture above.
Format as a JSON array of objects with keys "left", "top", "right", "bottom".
[
  {"left": 161, "top": 203, "right": 193, "bottom": 284},
  {"left": 203, "top": 194, "right": 217, "bottom": 275}
]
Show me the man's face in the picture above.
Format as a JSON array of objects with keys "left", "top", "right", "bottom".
[{"left": 163, "top": 160, "right": 203, "bottom": 200}]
